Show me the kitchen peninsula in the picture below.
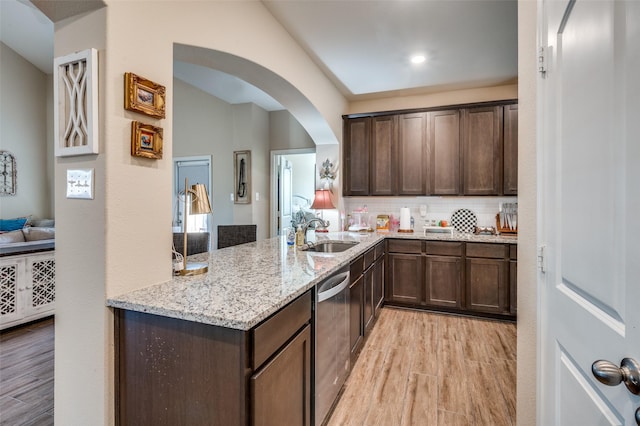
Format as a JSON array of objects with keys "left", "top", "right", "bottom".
[{"left": 108, "top": 231, "right": 516, "bottom": 426}]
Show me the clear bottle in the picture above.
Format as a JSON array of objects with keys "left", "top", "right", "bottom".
[
  {"left": 286, "top": 227, "right": 295, "bottom": 245},
  {"left": 295, "top": 225, "right": 305, "bottom": 246}
]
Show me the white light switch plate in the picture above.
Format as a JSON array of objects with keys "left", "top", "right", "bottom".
[{"left": 66, "top": 168, "right": 94, "bottom": 199}]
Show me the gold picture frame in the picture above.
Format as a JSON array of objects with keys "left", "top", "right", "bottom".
[
  {"left": 234, "top": 150, "right": 251, "bottom": 204},
  {"left": 124, "top": 72, "right": 166, "bottom": 119},
  {"left": 131, "top": 121, "right": 163, "bottom": 159}
]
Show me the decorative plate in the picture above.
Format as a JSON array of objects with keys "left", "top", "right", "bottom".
[{"left": 450, "top": 209, "right": 477, "bottom": 233}]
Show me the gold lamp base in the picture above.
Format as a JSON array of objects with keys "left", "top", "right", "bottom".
[{"left": 179, "top": 262, "right": 209, "bottom": 276}]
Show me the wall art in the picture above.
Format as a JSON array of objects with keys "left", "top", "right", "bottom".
[
  {"left": 124, "top": 72, "right": 166, "bottom": 119},
  {"left": 131, "top": 121, "right": 163, "bottom": 160},
  {"left": 54, "top": 48, "right": 99, "bottom": 157}
]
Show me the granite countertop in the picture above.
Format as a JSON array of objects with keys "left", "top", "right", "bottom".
[{"left": 107, "top": 230, "right": 516, "bottom": 331}]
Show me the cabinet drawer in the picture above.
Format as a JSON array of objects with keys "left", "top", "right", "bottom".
[
  {"left": 509, "top": 244, "right": 517, "bottom": 260},
  {"left": 364, "top": 248, "right": 375, "bottom": 269},
  {"left": 350, "top": 255, "right": 365, "bottom": 278},
  {"left": 425, "top": 241, "right": 463, "bottom": 257},
  {"left": 253, "top": 290, "right": 312, "bottom": 369},
  {"left": 374, "top": 241, "right": 385, "bottom": 260},
  {"left": 466, "top": 243, "right": 507, "bottom": 259},
  {"left": 387, "top": 239, "right": 422, "bottom": 254}
]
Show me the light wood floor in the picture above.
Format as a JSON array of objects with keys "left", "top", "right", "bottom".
[
  {"left": 327, "top": 308, "right": 517, "bottom": 426},
  {"left": 0, "top": 318, "right": 54, "bottom": 426}
]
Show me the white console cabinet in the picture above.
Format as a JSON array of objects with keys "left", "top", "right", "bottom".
[{"left": 0, "top": 251, "right": 55, "bottom": 330}]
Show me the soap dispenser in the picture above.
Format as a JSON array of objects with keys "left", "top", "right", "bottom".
[{"left": 295, "top": 225, "right": 304, "bottom": 246}]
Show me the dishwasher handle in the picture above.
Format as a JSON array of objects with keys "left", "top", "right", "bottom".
[{"left": 317, "top": 271, "right": 350, "bottom": 302}]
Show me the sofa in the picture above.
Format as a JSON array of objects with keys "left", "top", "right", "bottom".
[{"left": 0, "top": 218, "right": 55, "bottom": 330}]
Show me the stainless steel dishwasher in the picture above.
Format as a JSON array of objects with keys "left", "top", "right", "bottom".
[{"left": 314, "top": 265, "right": 350, "bottom": 426}]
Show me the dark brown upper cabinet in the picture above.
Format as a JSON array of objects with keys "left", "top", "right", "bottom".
[
  {"left": 462, "top": 106, "right": 503, "bottom": 195},
  {"left": 503, "top": 104, "right": 518, "bottom": 195},
  {"left": 343, "top": 117, "right": 370, "bottom": 196},
  {"left": 397, "top": 113, "right": 428, "bottom": 195},
  {"left": 370, "top": 115, "right": 397, "bottom": 195},
  {"left": 343, "top": 100, "right": 517, "bottom": 197},
  {"left": 428, "top": 110, "right": 461, "bottom": 195}
]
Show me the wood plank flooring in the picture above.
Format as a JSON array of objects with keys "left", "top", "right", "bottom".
[
  {"left": 327, "top": 308, "right": 517, "bottom": 426},
  {"left": 0, "top": 310, "right": 515, "bottom": 426},
  {"left": 0, "top": 318, "right": 54, "bottom": 426}
]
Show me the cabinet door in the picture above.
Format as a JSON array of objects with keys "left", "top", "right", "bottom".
[
  {"left": 425, "top": 256, "right": 462, "bottom": 309},
  {"left": 25, "top": 254, "right": 56, "bottom": 317},
  {"left": 363, "top": 267, "right": 374, "bottom": 333},
  {"left": 0, "top": 258, "right": 24, "bottom": 326},
  {"left": 370, "top": 115, "right": 396, "bottom": 195},
  {"left": 349, "top": 275, "right": 364, "bottom": 359},
  {"left": 503, "top": 104, "right": 518, "bottom": 195},
  {"left": 387, "top": 253, "right": 422, "bottom": 305},
  {"left": 510, "top": 261, "right": 517, "bottom": 315},
  {"left": 343, "top": 118, "right": 370, "bottom": 195},
  {"left": 465, "top": 258, "right": 508, "bottom": 314},
  {"left": 428, "top": 110, "right": 461, "bottom": 195},
  {"left": 252, "top": 324, "right": 311, "bottom": 426},
  {"left": 397, "top": 113, "right": 427, "bottom": 195},
  {"left": 373, "top": 255, "right": 384, "bottom": 316},
  {"left": 462, "top": 106, "right": 503, "bottom": 195}
]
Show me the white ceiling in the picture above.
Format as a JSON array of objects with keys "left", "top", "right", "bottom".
[{"left": 0, "top": 0, "right": 517, "bottom": 111}]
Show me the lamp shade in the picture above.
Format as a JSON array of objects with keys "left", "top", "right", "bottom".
[
  {"left": 190, "top": 183, "right": 212, "bottom": 215},
  {"left": 310, "top": 189, "right": 334, "bottom": 210}
]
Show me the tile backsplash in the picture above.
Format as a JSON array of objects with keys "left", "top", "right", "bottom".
[{"left": 342, "top": 196, "right": 518, "bottom": 230}]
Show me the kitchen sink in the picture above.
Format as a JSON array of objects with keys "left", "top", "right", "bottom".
[{"left": 301, "top": 241, "right": 359, "bottom": 253}]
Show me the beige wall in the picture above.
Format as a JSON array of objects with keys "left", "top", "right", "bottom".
[
  {"left": 173, "top": 77, "right": 234, "bottom": 242},
  {"left": 173, "top": 78, "right": 317, "bottom": 244},
  {"left": 54, "top": 1, "right": 348, "bottom": 424},
  {"left": 269, "top": 109, "right": 316, "bottom": 150},
  {"left": 53, "top": 8, "right": 109, "bottom": 425},
  {"left": 0, "top": 42, "right": 51, "bottom": 220},
  {"left": 232, "top": 103, "right": 270, "bottom": 240},
  {"left": 348, "top": 83, "right": 518, "bottom": 115},
  {"left": 53, "top": 1, "right": 538, "bottom": 424},
  {"left": 516, "top": 1, "right": 537, "bottom": 425}
]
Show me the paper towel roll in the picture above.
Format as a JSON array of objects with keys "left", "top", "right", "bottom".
[{"left": 399, "top": 207, "right": 411, "bottom": 230}]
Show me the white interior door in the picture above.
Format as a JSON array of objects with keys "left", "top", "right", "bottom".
[
  {"left": 278, "top": 158, "right": 293, "bottom": 235},
  {"left": 540, "top": 1, "right": 640, "bottom": 424}
]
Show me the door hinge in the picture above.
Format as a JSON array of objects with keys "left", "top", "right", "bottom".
[
  {"left": 538, "top": 245, "right": 547, "bottom": 273},
  {"left": 538, "top": 46, "right": 547, "bottom": 77}
]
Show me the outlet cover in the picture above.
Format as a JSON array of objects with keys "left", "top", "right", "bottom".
[{"left": 67, "top": 168, "right": 94, "bottom": 199}]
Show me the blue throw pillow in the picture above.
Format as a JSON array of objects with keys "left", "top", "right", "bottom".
[{"left": 0, "top": 218, "right": 28, "bottom": 232}]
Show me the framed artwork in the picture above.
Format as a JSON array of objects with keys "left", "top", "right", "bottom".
[
  {"left": 131, "top": 121, "right": 163, "bottom": 159},
  {"left": 124, "top": 72, "right": 166, "bottom": 119},
  {"left": 234, "top": 150, "right": 251, "bottom": 204},
  {"left": 0, "top": 151, "right": 16, "bottom": 196},
  {"left": 54, "top": 48, "right": 99, "bottom": 157}
]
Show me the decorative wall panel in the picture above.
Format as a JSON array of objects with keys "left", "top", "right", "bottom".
[{"left": 54, "top": 48, "right": 99, "bottom": 157}]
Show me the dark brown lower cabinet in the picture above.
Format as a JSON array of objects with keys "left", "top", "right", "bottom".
[
  {"left": 363, "top": 267, "right": 374, "bottom": 332},
  {"left": 425, "top": 256, "right": 463, "bottom": 309},
  {"left": 373, "top": 254, "right": 384, "bottom": 316},
  {"left": 114, "top": 290, "right": 312, "bottom": 426},
  {"left": 385, "top": 239, "right": 515, "bottom": 319},
  {"left": 251, "top": 324, "right": 311, "bottom": 426},
  {"left": 387, "top": 253, "right": 422, "bottom": 305},
  {"left": 510, "top": 262, "right": 517, "bottom": 315},
  {"left": 465, "top": 258, "right": 508, "bottom": 314},
  {"left": 349, "top": 273, "right": 364, "bottom": 361}
]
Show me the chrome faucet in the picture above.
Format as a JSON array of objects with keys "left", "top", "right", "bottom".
[{"left": 302, "top": 218, "right": 329, "bottom": 243}]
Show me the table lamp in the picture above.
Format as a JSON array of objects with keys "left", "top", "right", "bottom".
[
  {"left": 180, "top": 177, "right": 212, "bottom": 276},
  {"left": 310, "top": 189, "right": 334, "bottom": 232}
]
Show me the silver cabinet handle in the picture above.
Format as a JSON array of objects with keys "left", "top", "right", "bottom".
[
  {"left": 635, "top": 406, "right": 640, "bottom": 426},
  {"left": 591, "top": 358, "right": 640, "bottom": 395}
]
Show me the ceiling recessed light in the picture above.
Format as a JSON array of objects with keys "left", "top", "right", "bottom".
[{"left": 410, "top": 55, "right": 426, "bottom": 64}]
